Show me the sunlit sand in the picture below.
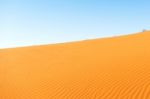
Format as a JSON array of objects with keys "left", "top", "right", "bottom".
[{"left": 0, "top": 31, "right": 150, "bottom": 99}]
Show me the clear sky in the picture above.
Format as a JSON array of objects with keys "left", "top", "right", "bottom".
[{"left": 0, "top": 0, "right": 150, "bottom": 48}]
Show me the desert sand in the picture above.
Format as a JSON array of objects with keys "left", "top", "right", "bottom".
[{"left": 0, "top": 31, "right": 150, "bottom": 99}]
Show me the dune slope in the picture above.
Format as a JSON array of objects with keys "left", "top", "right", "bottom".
[{"left": 0, "top": 31, "right": 150, "bottom": 99}]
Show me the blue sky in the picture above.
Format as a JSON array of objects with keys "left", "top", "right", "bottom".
[{"left": 0, "top": 0, "right": 150, "bottom": 48}]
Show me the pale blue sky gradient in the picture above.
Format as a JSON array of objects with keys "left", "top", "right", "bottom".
[{"left": 0, "top": 0, "right": 150, "bottom": 48}]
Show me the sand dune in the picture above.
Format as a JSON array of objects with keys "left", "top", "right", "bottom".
[{"left": 0, "top": 31, "right": 150, "bottom": 99}]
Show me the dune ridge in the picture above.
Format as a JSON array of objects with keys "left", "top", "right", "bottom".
[{"left": 0, "top": 31, "right": 150, "bottom": 99}]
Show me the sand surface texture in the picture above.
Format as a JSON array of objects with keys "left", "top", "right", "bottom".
[{"left": 0, "top": 31, "right": 150, "bottom": 99}]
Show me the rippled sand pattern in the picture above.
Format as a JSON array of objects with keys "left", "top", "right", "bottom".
[{"left": 0, "top": 31, "right": 150, "bottom": 99}]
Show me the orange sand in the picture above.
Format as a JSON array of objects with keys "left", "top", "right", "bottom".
[{"left": 0, "top": 31, "right": 150, "bottom": 99}]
